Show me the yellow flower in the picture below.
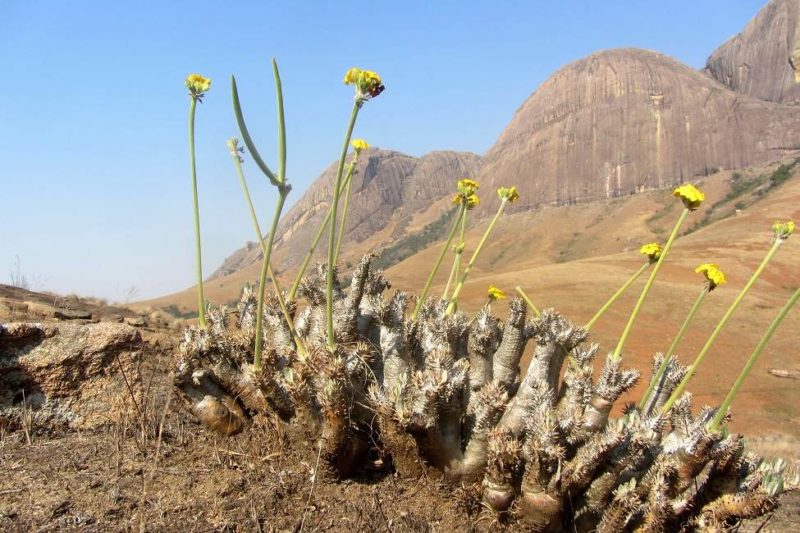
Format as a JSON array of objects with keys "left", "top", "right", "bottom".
[
  {"left": 672, "top": 183, "right": 705, "bottom": 210},
  {"left": 465, "top": 193, "right": 480, "bottom": 210},
  {"left": 351, "top": 138, "right": 369, "bottom": 154},
  {"left": 498, "top": 186, "right": 520, "bottom": 203},
  {"left": 457, "top": 178, "right": 479, "bottom": 195},
  {"left": 772, "top": 220, "right": 795, "bottom": 240},
  {"left": 185, "top": 73, "right": 211, "bottom": 99},
  {"left": 452, "top": 178, "right": 480, "bottom": 209},
  {"left": 344, "top": 67, "right": 384, "bottom": 101},
  {"left": 639, "top": 242, "right": 662, "bottom": 262},
  {"left": 695, "top": 263, "right": 727, "bottom": 290},
  {"left": 487, "top": 285, "right": 506, "bottom": 301}
]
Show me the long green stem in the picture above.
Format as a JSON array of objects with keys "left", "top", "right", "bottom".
[
  {"left": 611, "top": 208, "right": 690, "bottom": 361},
  {"left": 709, "top": 287, "right": 800, "bottom": 431},
  {"left": 188, "top": 97, "right": 206, "bottom": 328},
  {"left": 326, "top": 103, "right": 361, "bottom": 350},
  {"left": 446, "top": 199, "right": 509, "bottom": 315},
  {"left": 250, "top": 59, "right": 290, "bottom": 369},
  {"left": 334, "top": 160, "right": 357, "bottom": 264},
  {"left": 231, "top": 151, "right": 305, "bottom": 355},
  {"left": 661, "top": 238, "right": 785, "bottom": 413},
  {"left": 411, "top": 205, "right": 465, "bottom": 321},
  {"left": 288, "top": 161, "right": 358, "bottom": 301},
  {"left": 585, "top": 261, "right": 650, "bottom": 330},
  {"left": 443, "top": 207, "right": 468, "bottom": 299},
  {"left": 515, "top": 286, "right": 541, "bottom": 318},
  {"left": 638, "top": 285, "right": 708, "bottom": 409},
  {"left": 254, "top": 193, "right": 288, "bottom": 368}
]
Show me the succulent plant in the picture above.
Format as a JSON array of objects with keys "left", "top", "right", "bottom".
[{"left": 173, "top": 254, "right": 789, "bottom": 530}]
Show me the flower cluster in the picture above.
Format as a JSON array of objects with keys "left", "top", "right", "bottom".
[
  {"left": 185, "top": 73, "right": 211, "bottom": 101},
  {"left": 452, "top": 178, "right": 480, "bottom": 209},
  {"left": 639, "top": 242, "right": 662, "bottom": 262},
  {"left": 351, "top": 138, "right": 369, "bottom": 155},
  {"left": 497, "top": 186, "right": 520, "bottom": 203},
  {"left": 672, "top": 183, "right": 704, "bottom": 210},
  {"left": 226, "top": 138, "right": 245, "bottom": 163},
  {"left": 487, "top": 285, "right": 506, "bottom": 301},
  {"left": 344, "top": 68, "right": 384, "bottom": 103},
  {"left": 773, "top": 220, "right": 795, "bottom": 241},
  {"left": 695, "top": 263, "right": 727, "bottom": 290}
]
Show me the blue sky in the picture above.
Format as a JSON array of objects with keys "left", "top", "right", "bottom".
[{"left": 0, "top": 0, "right": 766, "bottom": 301}]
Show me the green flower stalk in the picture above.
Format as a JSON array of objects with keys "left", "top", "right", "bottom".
[
  {"left": 442, "top": 209, "right": 468, "bottom": 299},
  {"left": 443, "top": 181, "right": 478, "bottom": 299},
  {"left": 186, "top": 73, "right": 212, "bottom": 328},
  {"left": 584, "top": 243, "right": 662, "bottom": 331},
  {"left": 287, "top": 158, "right": 359, "bottom": 301},
  {"left": 411, "top": 204, "right": 466, "bottom": 321},
  {"left": 709, "top": 286, "right": 800, "bottom": 431},
  {"left": 638, "top": 263, "right": 726, "bottom": 410},
  {"left": 227, "top": 138, "right": 306, "bottom": 356},
  {"left": 662, "top": 221, "right": 794, "bottom": 413},
  {"left": 446, "top": 186, "right": 519, "bottom": 315},
  {"left": 609, "top": 184, "right": 704, "bottom": 361},
  {"left": 412, "top": 179, "right": 478, "bottom": 320},
  {"left": 334, "top": 139, "right": 368, "bottom": 264},
  {"left": 326, "top": 68, "right": 384, "bottom": 350},
  {"left": 515, "top": 285, "right": 541, "bottom": 318},
  {"left": 232, "top": 59, "right": 291, "bottom": 369}
]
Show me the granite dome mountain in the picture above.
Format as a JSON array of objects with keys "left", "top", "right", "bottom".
[{"left": 206, "top": 0, "right": 800, "bottom": 287}]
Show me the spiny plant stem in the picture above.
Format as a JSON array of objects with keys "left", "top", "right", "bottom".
[
  {"left": 661, "top": 238, "right": 785, "bottom": 413},
  {"left": 611, "top": 208, "right": 690, "bottom": 361},
  {"left": 638, "top": 284, "right": 708, "bottom": 410},
  {"left": 443, "top": 206, "right": 468, "bottom": 299},
  {"left": 231, "top": 151, "right": 306, "bottom": 355},
  {"left": 188, "top": 97, "right": 206, "bottom": 328},
  {"left": 515, "top": 286, "right": 541, "bottom": 317},
  {"left": 326, "top": 103, "right": 361, "bottom": 350},
  {"left": 411, "top": 205, "right": 465, "bottom": 321},
  {"left": 585, "top": 261, "right": 650, "bottom": 331},
  {"left": 446, "top": 199, "right": 509, "bottom": 315},
  {"left": 709, "top": 287, "right": 800, "bottom": 431},
  {"left": 288, "top": 161, "right": 358, "bottom": 301}
]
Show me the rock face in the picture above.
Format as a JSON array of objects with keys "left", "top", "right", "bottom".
[
  {"left": 0, "top": 322, "right": 142, "bottom": 429},
  {"left": 706, "top": 0, "right": 800, "bottom": 105},
  {"left": 211, "top": 149, "right": 480, "bottom": 277},
  {"left": 477, "top": 48, "right": 800, "bottom": 212}
]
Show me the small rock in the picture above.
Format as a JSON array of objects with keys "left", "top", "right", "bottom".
[
  {"left": 124, "top": 316, "right": 147, "bottom": 327},
  {"left": 53, "top": 309, "right": 92, "bottom": 320}
]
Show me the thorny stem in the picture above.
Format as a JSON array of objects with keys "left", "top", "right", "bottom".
[
  {"left": 709, "top": 287, "right": 800, "bottom": 431},
  {"left": 250, "top": 59, "right": 290, "bottom": 369},
  {"left": 288, "top": 160, "right": 358, "bottom": 301},
  {"left": 188, "top": 97, "right": 206, "bottom": 328},
  {"left": 327, "top": 102, "right": 361, "bottom": 350},
  {"left": 446, "top": 199, "right": 509, "bottom": 315},
  {"left": 662, "top": 238, "right": 785, "bottom": 414},
  {"left": 585, "top": 261, "right": 651, "bottom": 330},
  {"left": 412, "top": 205, "right": 465, "bottom": 320},
  {"left": 611, "top": 208, "right": 690, "bottom": 361},
  {"left": 515, "top": 286, "right": 541, "bottom": 317},
  {"left": 230, "top": 150, "right": 306, "bottom": 356},
  {"left": 443, "top": 208, "right": 469, "bottom": 299},
  {"left": 638, "top": 285, "right": 708, "bottom": 410}
]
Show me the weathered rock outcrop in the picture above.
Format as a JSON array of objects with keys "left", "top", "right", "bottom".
[
  {"left": 0, "top": 322, "right": 142, "bottom": 429},
  {"left": 211, "top": 149, "right": 480, "bottom": 277},
  {"left": 706, "top": 0, "right": 800, "bottom": 105},
  {"left": 477, "top": 48, "right": 800, "bottom": 212}
]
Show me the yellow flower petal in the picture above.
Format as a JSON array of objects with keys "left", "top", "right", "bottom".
[
  {"left": 498, "top": 186, "right": 520, "bottom": 203},
  {"left": 185, "top": 73, "right": 211, "bottom": 97},
  {"left": 672, "top": 183, "right": 705, "bottom": 210},
  {"left": 772, "top": 220, "right": 795, "bottom": 240},
  {"left": 639, "top": 242, "right": 662, "bottom": 262},
  {"left": 488, "top": 285, "right": 506, "bottom": 300},
  {"left": 695, "top": 263, "right": 726, "bottom": 289},
  {"left": 351, "top": 138, "right": 369, "bottom": 153}
]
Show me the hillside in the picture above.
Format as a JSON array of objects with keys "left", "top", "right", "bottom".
[{"left": 706, "top": 0, "right": 800, "bottom": 104}]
